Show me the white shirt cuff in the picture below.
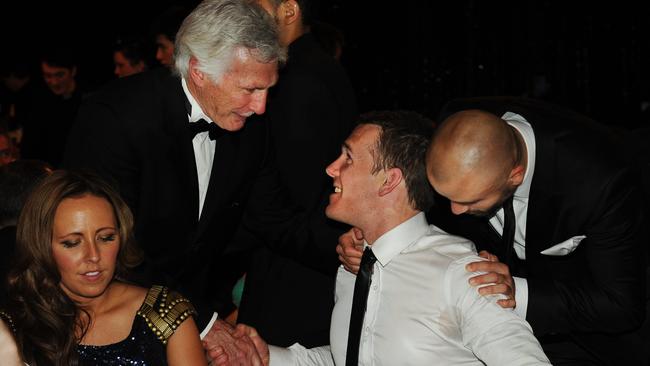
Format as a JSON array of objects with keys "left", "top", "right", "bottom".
[
  {"left": 269, "top": 344, "right": 297, "bottom": 366},
  {"left": 199, "top": 312, "right": 219, "bottom": 339},
  {"left": 513, "top": 276, "right": 529, "bottom": 319}
]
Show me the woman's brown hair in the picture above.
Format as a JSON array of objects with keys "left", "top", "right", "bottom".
[{"left": 5, "top": 170, "right": 142, "bottom": 365}]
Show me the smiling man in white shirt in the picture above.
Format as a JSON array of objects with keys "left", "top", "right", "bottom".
[{"left": 225, "top": 110, "right": 550, "bottom": 366}]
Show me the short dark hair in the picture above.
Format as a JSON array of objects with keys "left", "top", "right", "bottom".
[
  {"left": 40, "top": 46, "right": 77, "bottom": 70},
  {"left": 311, "top": 20, "right": 344, "bottom": 58},
  {"left": 359, "top": 110, "right": 436, "bottom": 211},
  {"left": 151, "top": 5, "right": 191, "bottom": 42},
  {"left": 114, "top": 35, "right": 153, "bottom": 68}
]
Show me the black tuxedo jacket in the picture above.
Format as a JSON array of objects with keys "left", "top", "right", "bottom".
[
  {"left": 63, "top": 69, "right": 340, "bottom": 327},
  {"left": 428, "top": 97, "right": 648, "bottom": 364},
  {"left": 237, "top": 34, "right": 357, "bottom": 347}
]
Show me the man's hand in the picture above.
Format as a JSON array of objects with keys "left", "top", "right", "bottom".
[
  {"left": 336, "top": 227, "right": 364, "bottom": 274},
  {"left": 203, "top": 319, "right": 263, "bottom": 366},
  {"left": 465, "top": 250, "right": 516, "bottom": 308},
  {"left": 233, "top": 324, "right": 269, "bottom": 366},
  {"left": 224, "top": 309, "right": 239, "bottom": 327}
]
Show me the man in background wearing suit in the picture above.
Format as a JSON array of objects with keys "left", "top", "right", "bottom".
[
  {"left": 425, "top": 97, "right": 648, "bottom": 365},
  {"left": 237, "top": 0, "right": 357, "bottom": 348},
  {"left": 64, "top": 0, "right": 341, "bottom": 362}
]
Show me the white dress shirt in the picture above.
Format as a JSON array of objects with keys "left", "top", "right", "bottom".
[
  {"left": 181, "top": 78, "right": 219, "bottom": 336},
  {"left": 270, "top": 212, "right": 550, "bottom": 365},
  {"left": 487, "top": 112, "right": 536, "bottom": 319},
  {"left": 181, "top": 78, "right": 216, "bottom": 219}
]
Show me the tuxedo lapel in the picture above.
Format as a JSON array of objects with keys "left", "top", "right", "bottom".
[
  {"left": 195, "top": 131, "right": 240, "bottom": 238},
  {"left": 525, "top": 124, "right": 560, "bottom": 261},
  {"left": 162, "top": 79, "right": 201, "bottom": 229}
]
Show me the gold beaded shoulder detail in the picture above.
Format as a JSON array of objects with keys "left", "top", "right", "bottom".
[
  {"left": 0, "top": 310, "right": 16, "bottom": 334},
  {"left": 136, "top": 285, "right": 196, "bottom": 345}
]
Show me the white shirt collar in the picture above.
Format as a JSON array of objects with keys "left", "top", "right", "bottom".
[
  {"left": 181, "top": 78, "right": 213, "bottom": 124},
  {"left": 502, "top": 112, "right": 536, "bottom": 199},
  {"left": 367, "top": 212, "right": 429, "bottom": 267}
]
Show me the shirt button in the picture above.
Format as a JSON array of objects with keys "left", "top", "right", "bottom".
[{"left": 372, "top": 284, "right": 378, "bottom": 291}]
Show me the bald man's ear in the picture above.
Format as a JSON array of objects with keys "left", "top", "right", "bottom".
[
  {"left": 188, "top": 57, "right": 206, "bottom": 86},
  {"left": 378, "top": 168, "right": 403, "bottom": 197},
  {"left": 507, "top": 164, "right": 525, "bottom": 187},
  {"left": 281, "top": 0, "right": 300, "bottom": 25}
]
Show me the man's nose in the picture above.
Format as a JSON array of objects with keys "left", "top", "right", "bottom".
[
  {"left": 250, "top": 90, "right": 267, "bottom": 115},
  {"left": 325, "top": 158, "right": 342, "bottom": 178}
]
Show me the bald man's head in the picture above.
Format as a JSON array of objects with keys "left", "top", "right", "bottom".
[{"left": 426, "top": 110, "right": 525, "bottom": 216}]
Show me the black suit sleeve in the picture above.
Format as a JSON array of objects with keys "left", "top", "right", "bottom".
[
  {"left": 233, "top": 130, "right": 343, "bottom": 278},
  {"left": 63, "top": 99, "right": 141, "bottom": 209},
  {"left": 527, "top": 167, "right": 647, "bottom": 336},
  {"left": 270, "top": 71, "right": 353, "bottom": 202}
]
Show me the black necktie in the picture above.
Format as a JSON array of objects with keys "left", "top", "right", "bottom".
[
  {"left": 188, "top": 119, "right": 225, "bottom": 141},
  {"left": 501, "top": 196, "right": 516, "bottom": 268},
  {"left": 346, "top": 247, "right": 377, "bottom": 366}
]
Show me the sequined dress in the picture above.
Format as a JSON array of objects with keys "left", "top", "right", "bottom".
[{"left": 77, "top": 285, "right": 196, "bottom": 365}]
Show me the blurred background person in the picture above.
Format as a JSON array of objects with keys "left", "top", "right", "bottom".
[
  {"left": 20, "top": 47, "right": 84, "bottom": 167},
  {"left": 310, "top": 20, "right": 345, "bottom": 62},
  {"left": 113, "top": 35, "right": 154, "bottom": 78},
  {"left": 0, "top": 52, "right": 38, "bottom": 146},
  {"left": 150, "top": 5, "right": 190, "bottom": 69},
  {"left": 0, "top": 127, "right": 18, "bottom": 167}
]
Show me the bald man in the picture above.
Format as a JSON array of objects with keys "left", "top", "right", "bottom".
[{"left": 425, "top": 97, "right": 648, "bottom": 365}]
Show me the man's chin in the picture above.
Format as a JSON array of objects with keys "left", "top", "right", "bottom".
[
  {"left": 325, "top": 207, "right": 346, "bottom": 224},
  {"left": 217, "top": 119, "right": 245, "bottom": 132},
  {"left": 325, "top": 206, "right": 335, "bottom": 220},
  {"left": 228, "top": 116, "right": 249, "bottom": 131}
]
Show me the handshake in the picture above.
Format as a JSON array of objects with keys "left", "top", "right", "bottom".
[{"left": 203, "top": 319, "right": 270, "bottom": 366}]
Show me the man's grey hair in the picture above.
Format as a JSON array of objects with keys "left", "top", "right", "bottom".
[{"left": 174, "top": 0, "right": 287, "bottom": 82}]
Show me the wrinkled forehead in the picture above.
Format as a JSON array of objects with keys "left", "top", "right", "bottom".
[{"left": 224, "top": 47, "right": 278, "bottom": 84}]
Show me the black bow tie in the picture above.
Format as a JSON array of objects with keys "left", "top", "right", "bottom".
[{"left": 188, "top": 119, "right": 225, "bottom": 141}]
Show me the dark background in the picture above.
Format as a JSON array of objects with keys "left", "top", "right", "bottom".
[{"left": 3, "top": 0, "right": 650, "bottom": 128}]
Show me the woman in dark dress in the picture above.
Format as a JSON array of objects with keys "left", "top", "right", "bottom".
[{"left": 0, "top": 171, "right": 207, "bottom": 365}]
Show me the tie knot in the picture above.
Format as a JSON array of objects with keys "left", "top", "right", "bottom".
[
  {"left": 360, "top": 247, "right": 377, "bottom": 269},
  {"left": 188, "top": 119, "right": 225, "bottom": 141}
]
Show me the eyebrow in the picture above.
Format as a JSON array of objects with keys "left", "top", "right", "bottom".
[
  {"left": 56, "top": 227, "right": 118, "bottom": 237},
  {"left": 342, "top": 142, "right": 353, "bottom": 154}
]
